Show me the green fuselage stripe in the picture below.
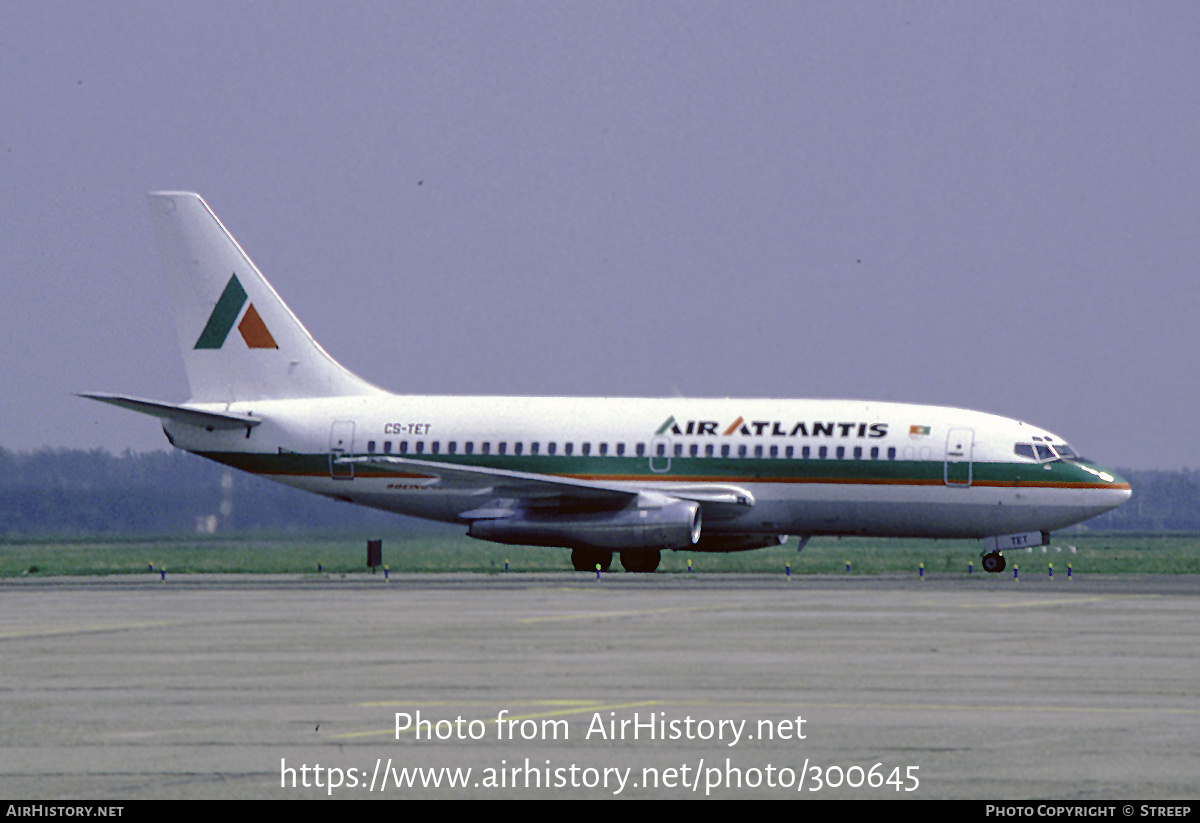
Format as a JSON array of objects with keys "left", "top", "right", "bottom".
[{"left": 196, "top": 452, "right": 1128, "bottom": 490}]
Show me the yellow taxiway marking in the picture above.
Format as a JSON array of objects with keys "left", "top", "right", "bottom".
[
  {"left": 333, "top": 701, "right": 664, "bottom": 740},
  {"left": 757, "top": 701, "right": 1199, "bottom": 716},
  {"left": 340, "top": 697, "right": 1198, "bottom": 734},
  {"left": 518, "top": 604, "right": 736, "bottom": 623},
  {"left": 0, "top": 620, "right": 172, "bottom": 640},
  {"left": 359, "top": 699, "right": 613, "bottom": 708},
  {"left": 950, "top": 596, "right": 1108, "bottom": 609}
]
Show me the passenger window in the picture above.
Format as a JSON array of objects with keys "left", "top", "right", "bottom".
[
  {"left": 431, "top": 442, "right": 440, "bottom": 454},
  {"left": 689, "top": 444, "right": 698, "bottom": 457},
  {"left": 888, "top": 447, "right": 896, "bottom": 460},
  {"left": 721, "top": 444, "right": 730, "bottom": 458},
  {"left": 818, "top": 446, "right": 828, "bottom": 459},
  {"left": 481, "top": 442, "right": 490, "bottom": 454},
  {"left": 754, "top": 445, "right": 763, "bottom": 458},
  {"left": 464, "top": 442, "right": 473, "bottom": 454},
  {"left": 565, "top": 443, "right": 573, "bottom": 456},
  {"left": 853, "top": 446, "right": 862, "bottom": 459},
  {"left": 870, "top": 446, "right": 878, "bottom": 459},
  {"left": 785, "top": 446, "right": 793, "bottom": 458},
  {"left": 599, "top": 443, "right": 607, "bottom": 456},
  {"left": 547, "top": 442, "right": 556, "bottom": 456},
  {"left": 367, "top": 440, "right": 376, "bottom": 453},
  {"left": 447, "top": 441, "right": 457, "bottom": 454},
  {"left": 636, "top": 443, "right": 645, "bottom": 457},
  {"left": 582, "top": 443, "right": 590, "bottom": 456},
  {"left": 513, "top": 443, "right": 523, "bottom": 456},
  {"left": 673, "top": 444, "right": 683, "bottom": 457},
  {"left": 415, "top": 441, "right": 425, "bottom": 454},
  {"left": 531, "top": 443, "right": 540, "bottom": 456},
  {"left": 400, "top": 441, "right": 409, "bottom": 454},
  {"left": 802, "top": 446, "right": 810, "bottom": 459},
  {"left": 495, "top": 442, "right": 503, "bottom": 455},
  {"left": 836, "top": 446, "right": 845, "bottom": 459},
  {"left": 384, "top": 441, "right": 393, "bottom": 454},
  {"left": 738, "top": 445, "right": 747, "bottom": 457},
  {"left": 705, "top": 444, "right": 715, "bottom": 457},
  {"left": 769, "top": 445, "right": 778, "bottom": 458},
  {"left": 617, "top": 443, "right": 625, "bottom": 456}
]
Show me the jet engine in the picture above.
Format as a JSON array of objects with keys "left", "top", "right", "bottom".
[{"left": 468, "top": 498, "right": 701, "bottom": 551}]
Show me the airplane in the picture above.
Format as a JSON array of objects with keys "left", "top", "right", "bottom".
[{"left": 81, "top": 192, "right": 1132, "bottom": 573}]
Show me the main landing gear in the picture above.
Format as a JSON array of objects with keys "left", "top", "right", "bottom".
[
  {"left": 619, "top": 550, "right": 661, "bottom": 573},
  {"left": 981, "top": 551, "right": 1007, "bottom": 574},
  {"left": 571, "top": 548, "right": 612, "bottom": 572},
  {"left": 570, "top": 548, "right": 662, "bottom": 573}
]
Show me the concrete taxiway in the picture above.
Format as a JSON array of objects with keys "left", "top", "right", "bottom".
[{"left": 1, "top": 573, "right": 1197, "bottom": 799}]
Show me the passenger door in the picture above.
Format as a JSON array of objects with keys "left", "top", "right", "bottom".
[
  {"left": 944, "top": 428, "right": 973, "bottom": 486},
  {"left": 330, "top": 420, "right": 355, "bottom": 480}
]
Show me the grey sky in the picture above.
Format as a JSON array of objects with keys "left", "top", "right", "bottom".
[{"left": 1, "top": 2, "right": 1197, "bottom": 469}]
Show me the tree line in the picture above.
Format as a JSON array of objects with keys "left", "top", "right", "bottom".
[
  {"left": 0, "top": 448, "right": 402, "bottom": 535},
  {"left": 0, "top": 447, "right": 1188, "bottom": 535}
]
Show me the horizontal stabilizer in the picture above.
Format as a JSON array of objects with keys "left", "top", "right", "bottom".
[{"left": 78, "top": 393, "right": 261, "bottom": 430}]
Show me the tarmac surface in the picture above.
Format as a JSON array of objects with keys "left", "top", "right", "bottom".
[{"left": 1, "top": 572, "right": 1197, "bottom": 799}]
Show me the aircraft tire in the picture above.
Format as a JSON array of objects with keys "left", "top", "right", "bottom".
[
  {"left": 982, "top": 551, "right": 1006, "bottom": 574},
  {"left": 571, "top": 548, "right": 612, "bottom": 572},
  {"left": 620, "top": 550, "right": 661, "bottom": 573}
]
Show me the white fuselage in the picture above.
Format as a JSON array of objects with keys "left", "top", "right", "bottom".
[{"left": 165, "top": 394, "right": 1131, "bottom": 541}]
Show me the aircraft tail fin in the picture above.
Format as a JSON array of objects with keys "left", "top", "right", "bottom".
[{"left": 147, "top": 192, "right": 382, "bottom": 403}]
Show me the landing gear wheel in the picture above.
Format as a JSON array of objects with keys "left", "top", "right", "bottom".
[
  {"left": 620, "top": 550, "right": 661, "bottom": 573},
  {"left": 982, "top": 551, "right": 1006, "bottom": 574},
  {"left": 572, "top": 548, "right": 612, "bottom": 572}
]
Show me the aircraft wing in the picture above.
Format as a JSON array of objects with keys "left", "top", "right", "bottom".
[{"left": 342, "top": 455, "right": 754, "bottom": 519}]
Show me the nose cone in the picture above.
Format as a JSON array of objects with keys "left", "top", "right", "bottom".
[{"left": 1079, "top": 462, "right": 1133, "bottom": 515}]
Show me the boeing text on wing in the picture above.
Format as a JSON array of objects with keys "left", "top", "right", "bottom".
[{"left": 81, "top": 193, "right": 1130, "bottom": 573}]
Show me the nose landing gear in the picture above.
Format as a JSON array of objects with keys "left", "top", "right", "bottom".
[{"left": 981, "top": 551, "right": 1006, "bottom": 574}]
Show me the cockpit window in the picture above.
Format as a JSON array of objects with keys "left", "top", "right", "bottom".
[{"left": 1015, "top": 441, "right": 1077, "bottom": 462}]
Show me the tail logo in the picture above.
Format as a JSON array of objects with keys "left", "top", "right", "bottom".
[{"left": 194, "top": 273, "right": 278, "bottom": 350}]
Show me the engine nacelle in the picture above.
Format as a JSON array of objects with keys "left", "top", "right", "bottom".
[{"left": 468, "top": 499, "right": 701, "bottom": 551}]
